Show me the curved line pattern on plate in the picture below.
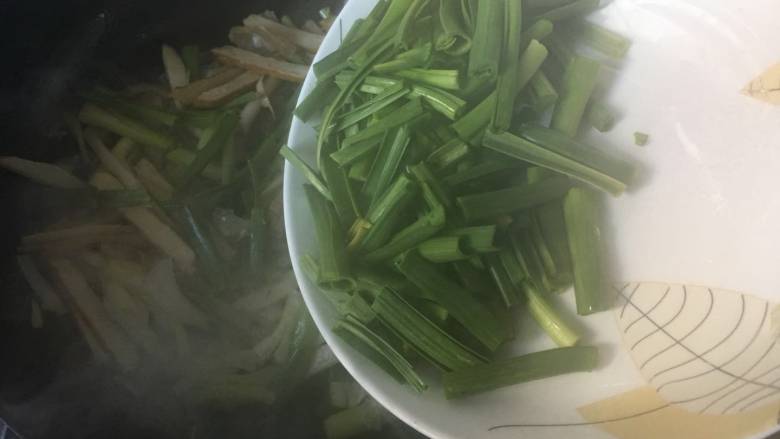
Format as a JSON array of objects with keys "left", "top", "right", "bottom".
[
  {"left": 721, "top": 365, "right": 780, "bottom": 414},
  {"left": 722, "top": 365, "right": 780, "bottom": 413},
  {"left": 630, "top": 286, "right": 683, "bottom": 350},
  {"left": 639, "top": 288, "right": 713, "bottom": 369},
  {"left": 620, "top": 283, "right": 642, "bottom": 319},
  {"left": 739, "top": 376, "right": 780, "bottom": 412},
  {"left": 625, "top": 286, "right": 672, "bottom": 334},
  {"left": 675, "top": 319, "right": 774, "bottom": 410},
  {"left": 616, "top": 283, "right": 780, "bottom": 415},
  {"left": 649, "top": 294, "right": 745, "bottom": 381},
  {"left": 702, "top": 345, "right": 780, "bottom": 414},
  {"left": 618, "top": 289, "right": 765, "bottom": 388},
  {"left": 658, "top": 301, "right": 769, "bottom": 392}
]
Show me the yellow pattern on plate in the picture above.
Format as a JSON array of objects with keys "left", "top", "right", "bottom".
[
  {"left": 742, "top": 63, "right": 780, "bottom": 105},
  {"left": 615, "top": 283, "right": 780, "bottom": 415},
  {"left": 579, "top": 385, "right": 780, "bottom": 439}
]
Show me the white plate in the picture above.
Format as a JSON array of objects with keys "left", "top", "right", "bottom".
[{"left": 284, "top": 1, "right": 780, "bottom": 438}]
